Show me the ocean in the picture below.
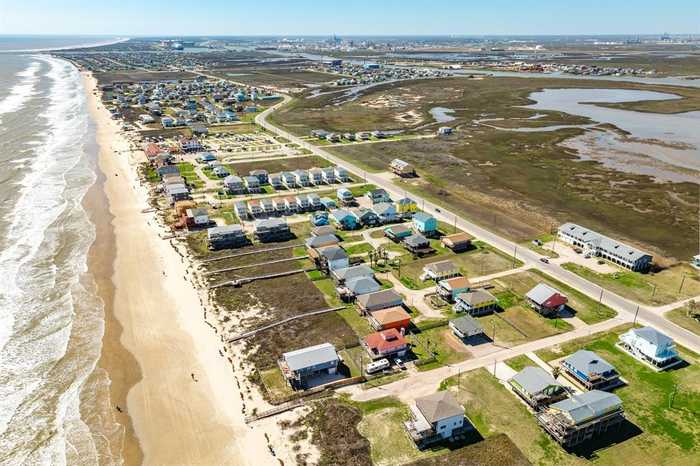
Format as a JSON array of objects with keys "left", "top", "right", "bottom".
[{"left": 0, "top": 37, "right": 120, "bottom": 465}]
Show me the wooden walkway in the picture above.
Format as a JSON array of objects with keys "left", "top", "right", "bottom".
[
  {"left": 227, "top": 305, "right": 345, "bottom": 342},
  {"left": 205, "top": 256, "right": 309, "bottom": 276},
  {"left": 209, "top": 267, "right": 315, "bottom": 289},
  {"left": 201, "top": 243, "right": 302, "bottom": 263}
]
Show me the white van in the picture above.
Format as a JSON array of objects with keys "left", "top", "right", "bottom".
[{"left": 365, "top": 358, "right": 390, "bottom": 375}]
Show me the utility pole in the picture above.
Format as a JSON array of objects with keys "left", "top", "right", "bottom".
[
  {"left": 512, "top": 246, "right": 518, "bottom": 269},
  {"left": 493, "top": 359, "right": 497, "bottom": 376},
  {"left": 453, "top": 215, "right": 457, "bottom": 233},
  {"left": 651, "top": 283, "right": 657, "bottom": 298},
  {"left": 633, "top": 305, "right": 640, "bottom": 325},
  {"left": 669, "top": 384, "right": 679, "bottom": 409},
  {"left": 678, "top": 273, "right": 687, "bottom": 294},
  {"left": 596, "top": 287, "right": 604, "bottom": 316}
]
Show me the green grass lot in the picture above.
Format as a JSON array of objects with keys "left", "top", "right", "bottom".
[
  {"left": 476, "top": 305, "right": 573, "bottom": 348},
  {"left": 276, "top": 76, "right": 700, "bottom": 260},
  {"left": 259, "top": 367, "right": 294, "bottom": 401},
  {"left": 409, "top": 326, "right": 471, "bottom": 371},
  {"left": 505, "top": 354, "right": 535, "bottom": 372},
  {"left": 176, "top": 162, "right": 205, "bottom": 188},
  {"left": 392, "top": 240, "right": 518, "bottom": 290},
  {"left": 211, "top": 207, "right": 240, "bottom": 225},
  {"left": 207, "top": 123, "right": 258, "bottom": 135},
  {"left": 140, "top": 163, "right": 160, "bottom": 183},
  {"left": 441, "top": 369, "right": 585, "bottom": 466},
  {"left": 354, "top": 397, "right": 445, "bottom": 466},
  {"left": 228, "top": 155, "right": 333, "bottom": 175},
  {"left": 535, "top": 325, "right": 700, "bottom": 465},
  {"left": 312, "top": 278, "right": 344, "bottom": 307},
  {"left": 494, "top": 269, "right": 617, "bottom": 324},
  {"left": 562, "top": 262, "right": 700, "bottom": 306},
  {"left": 201, "top": 167, "right": 223, "bottom": 181},
  {"left": 665, "top": 306, "right": 700, "bottom": 336},
  {"left": 345, "top": 242, "right": 375, "bottom": 256},
  {"left": 337, "top": 307, "right": 374, "bottom": 338},
  {"left": 209, "top": 68, "right": 337, "bottom": 87}
]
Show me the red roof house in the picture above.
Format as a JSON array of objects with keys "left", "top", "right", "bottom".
[
  {"left": 362, "top": 328, "right": 409, "bottom": 360},
  {"left": 526, "top": 283, "right": 568, "bottom": 317}
]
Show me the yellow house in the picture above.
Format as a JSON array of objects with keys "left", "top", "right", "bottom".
[{"left": 397, "top": 197, "right": 417, "bottom": 214}]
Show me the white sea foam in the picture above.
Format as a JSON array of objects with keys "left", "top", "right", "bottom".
[
  {"left": 0, "top": 56, "right": 105, "bottom": 465},
  {"left": 0, "top": 59, "right": 41, "bottom": 122}
]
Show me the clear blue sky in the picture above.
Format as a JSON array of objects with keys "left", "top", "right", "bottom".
[{"left": 1, "top": 0, "right": 698, "bottom": 36}]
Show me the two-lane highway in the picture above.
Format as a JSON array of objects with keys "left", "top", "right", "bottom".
[{"left": 257, "top": 94, "right": 700, "bottom": 354}]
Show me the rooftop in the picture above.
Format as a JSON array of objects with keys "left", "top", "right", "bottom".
[
  {"left": 415, "top": 391, "right": 464, "bottom": 424},
  {"left": 283, "top": 343, "right": 338, "bottom": 372}
]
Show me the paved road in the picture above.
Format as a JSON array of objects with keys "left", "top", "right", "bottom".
[{"left": 257, "top": 95, "right": 700, "bottom": 355}]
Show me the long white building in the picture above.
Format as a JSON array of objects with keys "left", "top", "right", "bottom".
[{"left": 558, "top": 223, "right": 653, "bottom": 271}]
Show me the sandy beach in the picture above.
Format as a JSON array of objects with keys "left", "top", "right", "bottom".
[{"left": 82, "top": 72, "right": 278, "bottom": 465}]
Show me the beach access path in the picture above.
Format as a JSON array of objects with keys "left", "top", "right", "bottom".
[{"left": 84, "top": 72, "right": 278, "bottom": 466}]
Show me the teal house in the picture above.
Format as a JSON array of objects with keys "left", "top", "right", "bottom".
[{"left": 412, "top": 212, "right": 438, "bottom": 236}]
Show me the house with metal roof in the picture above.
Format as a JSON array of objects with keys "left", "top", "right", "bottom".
[
  {"left": 368, "top": 306, "right": 412, "bottom": 331},
  {"left": 449, "top": 315, "right": 484, "bottom": 339},
  {"left": 453, "top": 289, "right": 498, "bottom": 316},
  {"left": 420, "top": 260, "right": 459, "bottom": 282},
  {"left": 207, "top": 225, "right": 247, "bottom": 250},
  {"left": 331, "top": 264, "right": 374, "bottom": 285},
  {"left": 390, "top": 158, "right": 416, "bottom": 177},
  {"left": 509, "top": 366, "right": 567, "bottom": 409},
  {"left": 384, "top": 224, "right": 412, "bottom": 242},
  {"left": 312, "top": 225, "right": 336, "bottom": 237},
  {"left": 558, "top": 223, "right": 653, "bottom": 272},
  {"left": 279, "top": 343, "right": 340, "bottom": 389},
  {"left": 343, "top": 276, "right": 381, "bottom": 299},
  {"left": 372, "top": 202, "right": 398, "bottom": 224},
  {"left": 412, "top": 212, "right": 438, "bottom": 236},
  {"left": 366, "top": 188, "right": 392, "bottom": 205},
  {"left": 441, "top": 232, "right": 473, "bottom": 252},
  {"left": 254, "top": 218, "right": 291, "bottom": 242},
  {"left": 305, "top": 234, "right": 340, "bottom": 250},
  {"left": 537, "top": 390, "right": 624, "bottom": 448},
  {"left": 330, "top": 209, "right": 358, "bottom": 230},
  {"left": 526, "top": 283, "right": 569, "bottom": 317},
  {"left": 437, "top": 276, "right": 471, "bottom": 303},
  {"left": 618, "top": 327, "right": 681, "bottom": 370},
  {"left": 351, "top": 207, "right": 380, "bottom": 227},
  {"left": 404, "top": 234, "right": 433, "bottom": 255},
  {"left": 561, "top": 350, "right": 621, "bottom": 390},
  {"left": 404, "top": 391, "right": 469, "bottom": 448},
  {"left": 317, "top": 246, "right": 349, "bottom": 272},
  {"left": 224, "top": 175, "right": 245, "bottom": 194},
  {"left": 356, "top": 289, "right": 404, "bottom": 315}
]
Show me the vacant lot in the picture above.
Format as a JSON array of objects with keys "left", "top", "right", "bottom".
[
  {"left": 536, "top": 325, "right": 700, "bottom": 466},
  {"left": 493, "top": 269, "right": 617, "bottom": 324},
  {"left": 210, "top": 68, "right": 337, "bottom": 88},
  {"left": 228, "top": 155, "right": 333, "bottom": 175},
  {"left": 404, "top": 433, "right": 530, "bottom": 466},
  {"left": 393, "top": 241, "right": 517, "bottom": 289},
  {"left": 476, "top": 305, "right": 572, "bottom": 347},
  {"left": 562, "top": 262, "right": 700, "bottom": 306},
  {"left": 665, "top": 305, "right": 700, "bottom": 336},
  {"left": 270, "top": 76, "right": 698, "bottom": 260}
]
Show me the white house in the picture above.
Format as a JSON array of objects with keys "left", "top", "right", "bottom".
[
  {"left": 558, "top": 223, "right": 653, "bottom": 271},
  {"left": 619, "top": 327, "right": 682, "bottom": 369},
  {"left": 404, "top": 391, "right": 467, "bottom": 448}
]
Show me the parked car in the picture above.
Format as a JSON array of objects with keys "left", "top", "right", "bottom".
[
  {"left": 395, "top": 358, "right": 406, "bottom": 370},
  {"left": 540, "top": 257, "right": 549, "bottom": 264}
]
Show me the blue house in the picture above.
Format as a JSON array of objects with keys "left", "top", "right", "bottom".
[
  {"left": 331, "top": 209, "right": 358, "bottom": 230},
  {"left": 561, "top": 350, "right": 621, "bottom": 390},
  {"left": 412, "top": 212, "right": 438, "bottom": 236},
  {"left": 281, "top": 343, "right": 339, "bottom": 389},
  {"left": 320, "top": 197, "right": 337, "bottom": 209}
]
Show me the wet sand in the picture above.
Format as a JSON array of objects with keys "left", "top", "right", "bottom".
[{"left": 81, "top": 72, "right": 276, "bottom": 465}]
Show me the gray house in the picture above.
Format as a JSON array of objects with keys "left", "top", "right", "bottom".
[
  {"left": 207, "top": 224, "right": 247, "bottom": 250},
  {"left": 537, "top": 390, "right": 624, "bottom": 448},
  {"left": 509, "top": 366, "right": 567, "bottom": 408},
  {"left": 449, "top": 315, "right": 484, "bottom": 339},
  {"left": 356, "top": 289, "right": 403, "bottom": 315},
  {"left": 562, "top": 350, "right": 621, "bottom": 391},
  {"left": 280, "top": 343, "right": 339, "bottom": 389},
  {"left": 331, "top": 264, "right": 374, "bottom": 285},
  {"left": 405, "top": 392, "right": 469, "bottom": 449}
]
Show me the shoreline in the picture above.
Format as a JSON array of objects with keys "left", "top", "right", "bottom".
[
  {"left": 80, "top": 71, "right": 277, "bottom": 465},
  {"left": 81, "top": 112, "right": 143, "bottom": 465}
]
